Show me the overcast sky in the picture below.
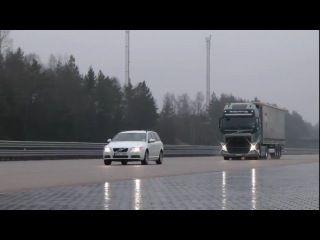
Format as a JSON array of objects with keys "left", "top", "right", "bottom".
[{"left": 10, "top": 30, "right": 319, "bottom": 125}]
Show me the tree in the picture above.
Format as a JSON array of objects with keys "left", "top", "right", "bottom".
[
  {"left": 95, "top": 71, "right": 123, "bottom": 140},
  {"left": 156, "top": 93, "right": 177, "bottom": 144},
  {"left": 0, "top": 30, "right": 12, "bottom": 57},
  {"left": 83, "top": 66, "right": 96, "bottom": 92},
  {"left": 129, "top": 81, "right": 158, "bottom": 130},
  {"left": 48, "top": 54, "right": 57, "bottom": 70},
  {"left": 193, "top": 92, "right": 205, "bottom": 116},
  {"left": 160, "top": 93, "right": 176, "bottom": 119}
]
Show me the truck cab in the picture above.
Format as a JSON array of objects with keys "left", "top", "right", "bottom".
[
  {"left": 219, "top": 102, "right": 286, "bottom": 160},
  {"left": 219, "top": 103, "right": 261, "bottom": 160}
]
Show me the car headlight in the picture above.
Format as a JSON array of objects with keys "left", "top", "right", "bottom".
[
  {"left": 104, "top": 147, "right": 111, "bottom": 152},
  {"left": 222, "top": 144, "right": 227, "bottom": 151},
  {"left": 131, "top": 147, "right": 143, "bottom": 153}
]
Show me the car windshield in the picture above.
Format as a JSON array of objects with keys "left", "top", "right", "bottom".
[{"left": 113, "top": 132, "right": 146, "bottom": 142}]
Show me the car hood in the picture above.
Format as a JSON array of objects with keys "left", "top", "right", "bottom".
[{"left": 106, "top": 141, "right": 147, "bottom": 149}]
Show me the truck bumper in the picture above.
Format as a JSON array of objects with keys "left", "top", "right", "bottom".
[{"left": 221, "top": 151, "right": 259, "bottom": 158}]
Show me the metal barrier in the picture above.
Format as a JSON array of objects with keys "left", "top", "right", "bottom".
[{"left": 0, "top": 140, "right": 318, "bottom": 160}]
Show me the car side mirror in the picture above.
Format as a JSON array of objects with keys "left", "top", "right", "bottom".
[
  {"left": 149, "top": 138, "right": 155, "bottom": 143},
  {"left": 107, "top": 139, "right": 111, "bottom": 143}
]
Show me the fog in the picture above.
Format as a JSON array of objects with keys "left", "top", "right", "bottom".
[{"left": 10, "top": 30, "right": 319, "bottom": 125}]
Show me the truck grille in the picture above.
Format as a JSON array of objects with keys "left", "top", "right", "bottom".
[{"left": 226, "top": 136, "right": 251, "bottom": 153}]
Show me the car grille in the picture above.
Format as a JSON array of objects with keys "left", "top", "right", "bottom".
[
  {"left": 112, "top": 148, "right": 128, "bottom": 152},
  {"left": 226, "top": 136, "right": 251, "bottom": 153},
  {"left": 113, "top": 156, "right": 128, "bottom": 158}
]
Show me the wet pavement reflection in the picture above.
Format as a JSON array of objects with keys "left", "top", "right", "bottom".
[{"left": 0, "top": 163, "right": 318, "bottom": 210}]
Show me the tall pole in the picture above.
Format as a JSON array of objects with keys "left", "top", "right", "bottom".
[
  {"left": 125, "top": 30, "right": 130, "bottom": 86},
  {"left": 205, "top": 35, "right": 211, "bottom": 110}
]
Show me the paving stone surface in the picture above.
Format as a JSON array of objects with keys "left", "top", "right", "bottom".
[{"left": 0, "top": 163, "right": 318, "bottom": 210}]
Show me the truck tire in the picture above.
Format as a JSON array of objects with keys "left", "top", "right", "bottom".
[
  {"left": 262, "top": 147, "right": 268, "bottom": 159},
  {"left": 278, "top": 146, "right": 282, "bottom": 159},
  {"left": 275, "top": 146, "right": 281, "bottom": 159}
]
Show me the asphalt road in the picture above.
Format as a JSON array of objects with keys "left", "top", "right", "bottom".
[{"left": 0, "top": 155, "right": 318, "bottom": 193}]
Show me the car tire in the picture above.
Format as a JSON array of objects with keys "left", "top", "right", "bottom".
[
  {"left": 104, "top": 160, "right": 112, "bottom": 165},
  {"left": 224, "top": 157, "right": 229, "bottom": 160},
  {"left": 156, "top": 151, "right": 163, "bottom": 164},
  {"left": 121, "top": 160, "right": 128, "bottom": 165},
  {"left": 141, "top": 151, "right": 149, "bottom": 165}
]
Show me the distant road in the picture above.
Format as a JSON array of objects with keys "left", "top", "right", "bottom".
[{"left": 0, "top": 155, "right": 318, "bottom": 193}]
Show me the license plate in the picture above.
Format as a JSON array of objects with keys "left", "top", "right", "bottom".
[{"left": 114, "top": 152, "right": 127, "bottom": 156}]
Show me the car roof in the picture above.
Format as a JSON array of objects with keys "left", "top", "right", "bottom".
[{"left": 119, "top": 130, "right": 148, "bottom": 134}]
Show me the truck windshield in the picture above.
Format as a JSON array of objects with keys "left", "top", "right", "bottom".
[{"left": 221, "top": 117, "right": 256, "bottom": 131}]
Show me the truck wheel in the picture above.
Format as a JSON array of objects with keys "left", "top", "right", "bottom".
[
  {"left": 278, "top": 146, "right": 282, "bottom": 159},
  {"left": 263, "top": 148, "right": 268, "bottom": 159},
  {"left": 275, "top": 146, "right": 281, "bottom": 159}
]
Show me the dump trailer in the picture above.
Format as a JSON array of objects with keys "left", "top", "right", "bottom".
[{"left": 218, "top": 102, "right": 287, "bottom": 160}]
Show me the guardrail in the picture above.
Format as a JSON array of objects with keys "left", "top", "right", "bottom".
[{"left": 0, "top": 140, "right": 318, "bottom": 160}]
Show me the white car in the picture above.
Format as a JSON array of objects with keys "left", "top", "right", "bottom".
[{"left": 103, "top": 130, "right": 164, "bottom": 165}]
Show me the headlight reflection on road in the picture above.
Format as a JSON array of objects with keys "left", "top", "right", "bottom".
[
  {"left": 222, "top": 171, "right": 226, "bottom": 210},
  {"left": 134, "top": 179, "right": 141, "bottom": 210},
  {"left": 104, "top": 182, "right": 110, "bottom": 210},
  {"left": 251, "top": 168, "right": 256, "bottom": 210}
]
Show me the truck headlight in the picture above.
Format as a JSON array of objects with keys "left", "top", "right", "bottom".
[
  {"left": 250, "top": 143, "right": 257, "bottom": 152},
  {"left": 222, "top": 145, "right": 227, "bottom": 151}
]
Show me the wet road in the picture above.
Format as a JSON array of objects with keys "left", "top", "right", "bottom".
[
  {"left": 0, "top": 155, "right": 318, "bottom": 193},
  {"left": 0, "top": 155, "right": 318, "bottom": 209}
]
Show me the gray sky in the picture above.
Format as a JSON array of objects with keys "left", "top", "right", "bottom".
[{"left": 10, "top": 30, "right": 319, "bottom": 125}]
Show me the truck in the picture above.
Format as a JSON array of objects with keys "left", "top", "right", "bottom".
[{"left": 218, "top": 102, "right": 287, "bottom": 160}]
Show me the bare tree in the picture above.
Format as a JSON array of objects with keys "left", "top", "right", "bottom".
[
  {"left": 48, "top": 54, "right": 57, "bottom": 70},
  {"left": 193, "top": 92, "right": 205, "bottom": 116},
  {"left": 176, "top": 93, "right": 192, "bottom": 116},
  {"left": 0, "top": 30, "right": 13, "bottom": 56},
  {"left": 25, "top": 53, "right": 42, "bottom": 66}
]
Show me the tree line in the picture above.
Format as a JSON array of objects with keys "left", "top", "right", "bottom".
[{"left": 0, "top": 33, "right": 318, "bottom": 148}]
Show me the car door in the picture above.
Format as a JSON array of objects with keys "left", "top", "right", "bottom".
[
  {"left": 147, "top": 132, "right": 157, "bottom": 159},
  {"left": 153, "top": 132, "right": 162, "bottom": 156}
]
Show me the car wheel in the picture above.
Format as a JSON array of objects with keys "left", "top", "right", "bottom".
[
  {"left": 224, "top": 157, "right": 229, "bottom": 160},
  {"left": 141, "top": 151, "right": 149, "bottom": 165},
  {"left": 121, "top": 160, "right": 128, "bottom": 165},
  {"left": 104, "top": 160, "right": 112, "bottom": 165},
  {"left": 156, "top": 151, "right": 163, "bottom": 164}
]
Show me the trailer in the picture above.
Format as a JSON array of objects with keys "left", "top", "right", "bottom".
[{"left": 219, "top": 102, "right": 287, "bottom": 160}]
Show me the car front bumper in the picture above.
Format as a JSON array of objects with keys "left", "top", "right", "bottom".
[{"left": 103, "top": 151, "right": 144, "bottom": 161}]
